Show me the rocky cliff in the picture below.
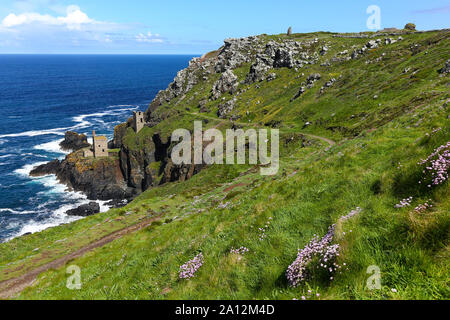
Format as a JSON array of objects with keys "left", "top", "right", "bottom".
[
  {"left": 59, "top": 131, "right": 90, "bottom": 151},
  {"left": 31, "top": 150, "right": 134, "bottom": 200},
  {"left": 31, "top": 29, "right": 450, "bottom": 201}
]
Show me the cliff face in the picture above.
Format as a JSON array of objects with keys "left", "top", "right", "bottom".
[
  {"left": 110, "top": 35, "right": 328, "bottom": 195},
  {"left": 118, "top": 131, "right": 205, "bottom": 193},
  {"left": 119, "top": 137, "right": 158, "bottom": 192},
  {"left": 111, "top": 123, "right": 128, "bottom": 149},
  {"left": 31, "top": 150, "right": 134, "bottom": 200},
  {"left": 33, "top": 30, "right": 450, "bottom": 201}
]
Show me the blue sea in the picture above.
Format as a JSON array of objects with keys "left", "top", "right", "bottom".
[{"left": 0, "top": 54, "right": 194, "bottom": 242}]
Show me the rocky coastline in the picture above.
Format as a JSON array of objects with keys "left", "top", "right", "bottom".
[{"left": 29, "top": 29, "right": 415, "bottom": 217}]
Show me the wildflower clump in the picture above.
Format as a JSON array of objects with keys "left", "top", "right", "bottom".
[
  {"left": 179, "top": 253, "right": 204, "bottom": 279},
  {"left": 258, "top": 217, "right": 272, "bottom": 241},
  {"left": 413, "top": 200, "right": 432, "bottom": 214},
  {"left": 340, "top": 207, "right": 361, "bottom": 221},
  {"left": 286, "top": 208, "right": 361, "bottom": 287},
  {"left": 286, "top": 225, "right": 337, "bottom": 287},
  {"left": 293, "top": 290, "right": 321, "bottom": 300},
  {"left": 419, "top": 142, "right": 450, "bottom": 187},
  {"left": 395, "top": 197, "right": 413, "bottom": 208},
  {"left": 230, "top": 246, "right": 250, "bottom": 255},
  {"left": 425, "top": 127, "right": 442, "bottom": 137}
]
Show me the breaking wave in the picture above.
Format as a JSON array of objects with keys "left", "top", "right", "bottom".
[{"left": 33, "top": 139, "right": 68, "bottom": 155}]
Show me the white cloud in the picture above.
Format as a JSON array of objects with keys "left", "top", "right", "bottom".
[
  {"left": 2, "top": 5, "right": 96, "bottom": 30},
  {"left": 0, "top": 5, "right": 169, "bottom": 52},
  {"left": 135, "top": 31, "right": 164, "bottom": 43}
]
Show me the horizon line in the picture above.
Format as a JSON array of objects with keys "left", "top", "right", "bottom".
[{"left": 0, "top": 53, "right": 203, "bottom": 56}]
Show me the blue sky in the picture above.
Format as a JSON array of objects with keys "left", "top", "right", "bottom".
[{"left": 0, "top": 0, "right": 448, "bottom": 54}]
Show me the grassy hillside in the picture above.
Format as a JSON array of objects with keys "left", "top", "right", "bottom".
[{"left": 0, "top": 29, "right": 449, "bottom": 300}]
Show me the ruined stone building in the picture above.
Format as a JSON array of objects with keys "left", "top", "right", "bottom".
[
  {"left": 83, "top": 130, "right": 108, "bottom": 158},
  {"left": 133, "top": 111, "right": 145, "bottom": 133},
  {"left": 93, "top": 130, "right": 108, "bottom": 158}
]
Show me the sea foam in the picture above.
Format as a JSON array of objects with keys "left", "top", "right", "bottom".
[
  {"left": 0, "top": 127, "right": 67, "bottom": 139},
  {"left": 34, "top": 139, "right": 68, "bottom": 155},
  {"left": 14, "top": 161, "right": 48, "bottom": 177}
]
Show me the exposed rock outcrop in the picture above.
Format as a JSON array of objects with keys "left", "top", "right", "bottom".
[
  {"left": 119, "top": 134, "right": 161, "bottom": 193},
  {"left": 111, "top": 123, "right": 127, "bottom": 148},
  {"left": 211, "top": 70, "right": 238, "bottom": 100},
  {"left": 118, "top": 132, "right": 211, "bottom": 193},
  {"left": 245, "top": 54, "right": 273, "bottom": 83},
  {"left": 59, "top": 131, "right": 90, "bottom": 152},
  {"left": 291, "top": 87, "right": 306, "bottom": 101},
  {"left": 66, "top": 202, "right": 100, "bottom": 217},
  {"left": 273, "top": 48, "right": 295, "bottom": 68},
  {"left": 439, "top": 59, "right": 450, "bottom": 74},
  {"left": 31, "top": 151, "right": 133, "bottom": 201},
  {"left": 217, "top": 97, "right": 237, "bottom": 118},
  {"left": 306, "top": 73, "right": 321, "bottom": 88},
  {"left": 30, "top": 160, "right": 60, "bottom": 176},
  {"left": 320, "top": 78, "right": 336, "bottom": 93},
  {"left": 214, "top": 37, "right": 257, "bottom": 73}
]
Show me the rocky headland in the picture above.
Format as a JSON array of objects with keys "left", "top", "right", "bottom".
[{"left": 29, "top": 28, "right": 450, "bottom": 213}]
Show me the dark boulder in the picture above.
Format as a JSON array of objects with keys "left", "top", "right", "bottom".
[
  {"left": 105, "top": 199, "right": 129, "bottom": 208},
  {"left": 273, "top": 48, "right": 294, "bottom": 68},
  {"left": 438, "top": 59, "right": 450, "bottom": 75},
  {"left": 60, "top": 131, "right": 90, "bottom": 152},
  {"left": 30, "top": 160, "right": 61, "bottom": 177},
  {"left": 66, "top": 202, "right": 100, "bottom": 217}
]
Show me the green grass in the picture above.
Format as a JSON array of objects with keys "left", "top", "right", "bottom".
[{"left": 0, "top": 29, "right": 449, "bottom": 300}]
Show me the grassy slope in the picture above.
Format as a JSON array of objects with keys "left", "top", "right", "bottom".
[{"left": 0, "top": 30, "right": 449, "bottom": 300}]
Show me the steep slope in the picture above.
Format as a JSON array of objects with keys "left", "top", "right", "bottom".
[
  {"left": 0, "top": 29, "right": 449, "bottom": 300},
  {"left": 114, "top": 29, "right": 450, "bottom": 197}
]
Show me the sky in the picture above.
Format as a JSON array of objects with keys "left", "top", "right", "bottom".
[{"left": 0, "top": 0, "right": 448, "bottom": 54}]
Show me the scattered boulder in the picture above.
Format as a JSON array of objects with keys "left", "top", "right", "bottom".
[
  {"left": 267, "top": 73, "right": 277, "bottom": 81},
  {"left": 59, "top": 131, "right": 90, "bottom": 152},
  {"left": 105, "top": 199, "right": 129, "bottom": 209},
  {"left": 320, "top": 78, "right": 336, "bottom": 93},
  {"left": 320, "top": 46, "right": 329, "bottom": 55},
  {"left": 366, "top": 40, "right": 379, "bottom": 49},
  {"left": 306, "top": 73, "right": 321, "bottom": 88},
  {"left": 438, "top": 59, "right": 450, "bottom": 74},
  {"left": 66, "top": 202, "right": 100, "bottom": 217},
  {"left": 291, "top": 87, "right": 306, "bottom": 101},
  {"left": 198, "top": 99, "right": 207, "bottom": 111},
  {"left": 385, "top": 37, "right": 397, "bottom": 45},
  {"left": 217, "top": 98, "right": 237, "bottom": 118}
]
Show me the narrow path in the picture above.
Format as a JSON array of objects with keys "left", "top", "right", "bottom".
[
  {"left": 0, "top": 216, "right": 159, "bottom": 299},
  {"left": 187, "top": 111, "right": 336, "bottom": 147},
  {"left": 298, "top": 133, "right": 336, "bottom": 146}
]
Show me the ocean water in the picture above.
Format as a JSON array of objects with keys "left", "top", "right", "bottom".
[{"left": 0, "top": 54, "right": 194, "bottom": 242}]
